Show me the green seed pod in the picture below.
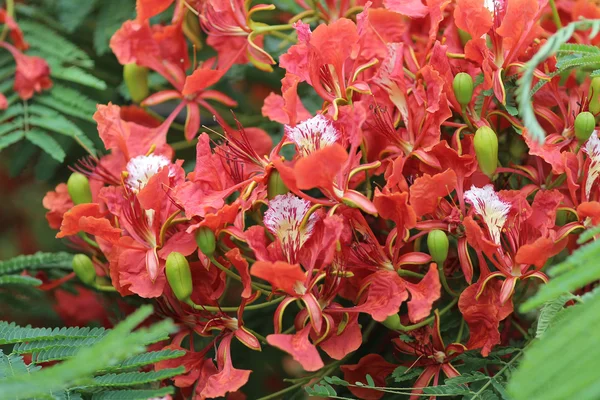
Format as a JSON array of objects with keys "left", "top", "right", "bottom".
[
  {"left": 473, "top": 126, "right": 499, "bottom": 178},
  {"left": 574, "top": 111, "right": 596, "bottom": 143},
  {"left": 72, "top": 254, "right": 96, "bottom": 286},
  {"left": 195, "top": 227, "right": 216, "bottom": 257},
  {"left": 381, "top": 314, "right": 402, "bottom": 330},
  {"left": 427, "top": 229, "right": 449, "bottom": 265},
  {"left": 67, "top": 172, "right": 93, "bottom": 205},
  {"left": 165, "top": 252, "right": 193, "bottom": 302},
  {"left": 267, "top": 170, "right": 289, "bottom": 199},
  {"left": 123, "top": 63, "right": 149, "bottom": 103},
  {"left": 453, "top": 72, "right": 474, "bottom": 106},
  {"left": 589, "top": 77, "right": 600, "bottom": 116}
]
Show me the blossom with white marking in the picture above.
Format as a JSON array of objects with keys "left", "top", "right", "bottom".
[
  {"left": 464, "top": 185, "right": 511, "bottom": 245},
  {"left": 125, "top": 154, "right": 171, "bottom": 193},
  {"left": 585, "top": 131, "right": 600, "bottom": 200},
  {"left": 284, "top": 114, "right": 339, "bottom": 157},
  {"left": 264, "top": 193, "right": 317, "bottom": 263}
]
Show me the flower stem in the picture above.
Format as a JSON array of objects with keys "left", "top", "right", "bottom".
[
  {"left": 437, "top": 262, "right": 458, "bottom": 297},
  {"left": 548, "top": 0, "right": 562, "bottom": 29},
  {"left": 210, "top": 256, "right": 272, "bottom": 296},
  {"left": 188, "top": 295, "right": 284, "bottom": 313},
  {"left": 0, "top": 0, "right": 14, "bottom": 42}
]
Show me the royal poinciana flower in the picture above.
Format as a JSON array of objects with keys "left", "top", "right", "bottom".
[{"left": 33, "top": 0, "right": 600, "bottom": 397}]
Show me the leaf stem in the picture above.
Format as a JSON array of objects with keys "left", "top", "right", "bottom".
[
  {"left": 548, "top": 0, "right": 562, "bottom": 29},
  {"left": 0, "top": 0, "right": 14, "bottom": 42}
]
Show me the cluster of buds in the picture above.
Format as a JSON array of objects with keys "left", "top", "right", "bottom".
[{"left": 35, "top": 0, "right": 600, "bottom": 398}]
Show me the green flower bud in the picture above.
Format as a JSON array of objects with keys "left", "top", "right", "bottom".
[
  {"left": 195, "top": 227, "right": 216, "bottom": 257},
  {"left": 427, "top": 229, "right": 449, "bottom": 265},
  {"left": 67, "top": 172, "right": 92, "bottom": 205},
  {"left": 123, "top": 63, "right": 149, "bottom": 103},
  {"left": 72, "top": 254, "right": 96, "bottom": 286},
  {"left": 473, "top": 126, "right": 499, "bottom": 178},
  {"left": 589, "top": 77, "right": 600, "bottom": 116},
  {"left": 165, "top": 252, "right": 193, "bottom": 302},
  {"left": 453, "top": 72, "right": 474, "bottom": 106},
  {"left": 574, "top": 111, "right": 596, "bottom": 143},
  {"left": 381, "top": 314, "right": 402, "bottom": 330},
  {"left": 267, "top": 170, "right": 289, "bottom": 199}
]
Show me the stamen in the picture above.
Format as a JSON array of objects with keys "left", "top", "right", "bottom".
[
  {"left": 284, "top": 114, "right": 339, "bottom": 157},
  {"left": 464, "top": 185, "right": 511, "bottom": 245},
  {"left": 125, "top": 154, "right": 171, "bottom": 193},
  {"left": 264, "top": 193, "right": 317, "bottom": 263}
]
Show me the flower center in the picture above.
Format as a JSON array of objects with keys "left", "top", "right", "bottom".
[
  {"left": 285, "top": 114, "right": 339, "bottom": 157},
  {"left": 125, "top": 154, "right": 171, "bottom": 193},
  {"left": 264, "top": 193, "right": 317, "bottom": 263},
  {"left": 464, "top": 185, "right": 511, "bottom": 245}
]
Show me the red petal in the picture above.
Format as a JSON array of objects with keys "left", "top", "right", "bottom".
[
  {"left": 184, "top": 103, "right": 200, "bottom": 141},
  {"left": 200, "top": 335, "right": 252, "bottom": 398},
  {"left": 226, "top": 248, "right": 252, "bottom": 299},
  {"left": 353, "top": 270, "right": 408, "bottom": 321},
  {"left": 136, "top": 0, "right": 173, "bottom": 21},
  {"left": 341, "top": 354, "right": 396, "bottom": 400},
  {"left": 250, "top": 261, "right": 305, "bottom": 296},
  {"left": 409, "top": 169, "right": 457, "bottom": 217},
  {"left": 267, "top": 325, "right": 324, "bottom": 372},
  {"left": 515, "top": 235, "right": 567, "bottom": 269},
  {"left": 43, "top": 183, "right": 73, "bottom": 230},
  {"left": 374, "top": 189, "right": 417, "bottom": 234},
  {"left": 57, "top": 203, "right": 121, "bottom": 243},
  {"left": 319, "top": 313, "right": 362, "bottom": 360},
  {"left": 463, "top": 216, "right": 499, "bottom": 255},
  {"left": 295, "top": 144, "right": 348, "bottom": 194},
  {"left": 454, "top": 0, "right": 493, "bottom": 39},
  {"left": 182, "top": 67, "right": 223, "bottom": 95},
  {"left": 404, "top": 263, "right": 441, "bottom": 322}
]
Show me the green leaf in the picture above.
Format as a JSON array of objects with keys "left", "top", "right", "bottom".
[
  {"left": 25, "top": 129, "right": 66, "bottom": 162},
  {"left": 51, "top": 66, "right": 107, "bottom": 90},
  {"left": 445, "top": 372, "right": 489, "bottom": 385},
  {"left": 0, "top": 323, "right": 106, "bottom": 346},
  {"left": 36, "top": 85, "right": 98, "bottom": 122},
  {"left": 535, "top": 294, "right": 575, "bottom": 338},
  {"left": 0, "top": 252, "right": 73, "bottom": 276},
  {"left": 557, "top": 43, "right": 600, "bottom": 55},
  {"left": 518, "top": 19, "right": 600, "bottom": 143},
  {"left": 520, "top": 238, "right": 600, "bottom": 312},
  {"left": 91, "top": 387, "right": 175, "bottom": 400},
  {"left": 0, "top": 275, "right": 42, "bottom": 286},
  {"left": 94, "top": 1, "right": 135, "bottom": 55},
  {"left": 0, "top": 306, "right": 177, "bottom": 398},
  {"left": 508, "top": 290, "right": 600, "bottom": 400},
  {"left": 0, "top": 130, "right": 24, "bottom": 151},
  {"left": 56, "top": 0, "right": 98, "bottom": 33},
  {"left": 88, "top": 368, "right": 185, "bottom": 388},
  {"left": 101, "top": 350, "right": 186, "bottom": 373},
  {"left": 392, "top": 366, "right": 422, "bottom": 383}
]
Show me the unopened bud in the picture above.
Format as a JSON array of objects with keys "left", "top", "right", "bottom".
[
  {"left": 195, "top": 227, "right": 216, "bottom": 257},
  {"left": 72, "top": 254, "right": 96, "bottom": 286},
  {"left": 67, "top": 172, "right": 92, "bottom": 205},
  {"left": 473, "top": 126, "right": 498, "bottom": 178},
  {"left": 589, "top": 77, "right": 600, "bottom": 116},
  {"left": 382, "top": 314, "right": 402, "bottom": 330},
  {"left": 267, "top": 170, "right": 289, "bottom": 199},
  {"left": 427, "top": 230, "right": 449, "bottom": 265},
  {"left": 575, "top": 111, "right": 596, "bottom": 143},
  {"left": 165, "top": 252, "right": 193, "bottom": 302},
  {"left": 453, "top": 72, "right": 474, "bottom": 106},
  {"left": 123, "top": 63, "right": 149, "bottom": 103}
]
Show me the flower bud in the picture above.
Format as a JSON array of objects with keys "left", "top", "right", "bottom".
[
  {"left": 123, "top": 63, "right": 149, "bottom": 103},
  {"left": 473, "top": 126, "right": 498, "bottom": 178},
  {"left": 72, "top": 254, "right": 96, "bottom": 286},
  {"left": 267, "top": 170, "right": 289, "bottom": 199},
  {"left": 382, "top": 314, "right": 402, "bottom": 330},
  {"left": 453, "top": 72, "right": 474, "bottom": 106},
  {"left": 67, "top": 172, "right": 92, "bottom": 205},
  {"left": 166, "top": 252, "right": 193, "bottom": 302},
  {"left": 589, "top": 77, "right": 600, "bottom": 116},
  {"left": 195, "top": 227, "right": 216, "bottom": 257},
  {"left": 427, "top": 229, "right": 449, "bottom": 265},
  {"left": 574, "top": 111, "right": 596, "bottom": 143}
]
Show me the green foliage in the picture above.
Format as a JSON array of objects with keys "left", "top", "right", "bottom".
[
  {"left": 508, "top": 290, "right": 600, "bottom": 400},
  {"left": 535, "top": 294, "right": 575, "bottom": 338},
  {"left": 520, "top": 237, "right": 600, "bottom": 312},
  {"left": 0, "top": 305, "right": 183, "bottom": 400},
  {"left": 0, "top": 275, "right": 42, "bottom": 286},
  {"left": 0, "top": 252, "right": 73, "bottom": 278},
  {"left": 517, "top": 19, "right": 600, "bottom": 143}
]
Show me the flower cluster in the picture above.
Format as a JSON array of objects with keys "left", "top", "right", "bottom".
[{"left": 29, "top": 0, "right": 600, "bottom": 398}]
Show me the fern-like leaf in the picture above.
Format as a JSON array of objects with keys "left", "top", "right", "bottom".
[
  {"left": 0, "top": 275, "right": 43, "bottom": 286},
  {"left": 0, "top": 252, "right": 73, "bottom": 276},
  {"left": 88, "top": 368, "right": 185, "bottom": 388},
  {"left": 0, "top": 323, "right": 106, "bottom": 345},
  {"left": 101, "top": 350, "right": 187, "bottom": 373},
  {"left": 25, "top": 129, "right": 66, "bottom": 162},
  {"left": 91, "top": 387, "right": 175, "bottom": 400}
]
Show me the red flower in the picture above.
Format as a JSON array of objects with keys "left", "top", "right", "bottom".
[
  {"left": 340, "top": 354, "right": 396, "bottom": 400},
  {"left": 0, "top": 42, "right": 51, "bottom": 100}
]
